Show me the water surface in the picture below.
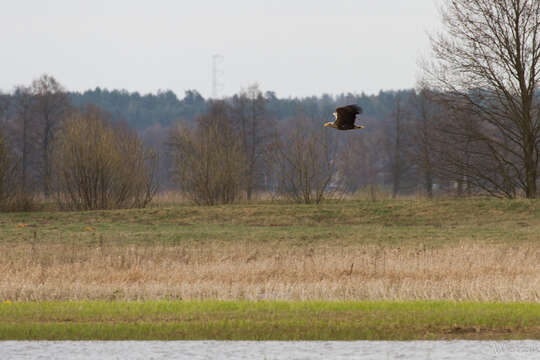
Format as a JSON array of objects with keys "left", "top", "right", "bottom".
[{"left": 2, "top": 340, "right": 540, "bottom": 359}]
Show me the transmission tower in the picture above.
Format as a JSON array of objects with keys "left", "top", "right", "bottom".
[{"left": 212, "top": 54, "right": 224, "bottom": 98}]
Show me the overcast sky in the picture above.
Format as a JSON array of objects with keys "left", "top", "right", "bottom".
[{"left": 1, "top": 0, "right": 441, "bottom": 98}]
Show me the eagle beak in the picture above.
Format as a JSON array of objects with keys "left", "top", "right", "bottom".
[{"left": 324, "top": 122, "right": 331, "bottom": 127}]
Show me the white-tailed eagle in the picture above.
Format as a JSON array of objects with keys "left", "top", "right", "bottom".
[{"left": 324, "top": 104, "right": 364, "bottom": 130}]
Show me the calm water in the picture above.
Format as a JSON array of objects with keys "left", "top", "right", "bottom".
[{"left": 2, "top": 341, "right": 540, "bottom": 359}]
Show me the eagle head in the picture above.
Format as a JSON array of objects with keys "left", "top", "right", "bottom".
[{"left": 324, "top": 122, "right": 337, "bottom": 128}]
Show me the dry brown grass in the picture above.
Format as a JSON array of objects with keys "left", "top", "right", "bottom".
[
  {"left": 2, "top": 240, "right": 540, "bottom": 302},
  {"left": 2, "top": 199, "right": 540, "bottom": 302}
]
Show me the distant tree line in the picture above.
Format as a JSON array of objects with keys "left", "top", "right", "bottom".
[
  {"left": 69, "top": 88, "right": 207, "bottom": 129},
  {"left": 1, "top": 77, "right": 443, "bottom": 209},
  {"left": 1, "top": 78, "right": 538, "bottom": 210}
]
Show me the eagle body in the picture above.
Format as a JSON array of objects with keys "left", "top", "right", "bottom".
[{"left": 324, "top": 104, "right": 364, "bottom": 130}]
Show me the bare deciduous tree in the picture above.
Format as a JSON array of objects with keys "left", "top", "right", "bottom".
[
  {"left": 169, "top": 101, "right": 247, "bottom": 205},
  {"left": 31, "top": 75, "right": 71, "bottom": 196},
  {"left": 0, "top": 130, "right": 18, "bottom": 209},
  {"left": 339, "top": 129, "right": 385, "bottom": 200},
  {"left": 141, "top": 122, "right": 175, "bottom": 189},
  {"left": 52, "top": 106, "right": 158, "bottom": 210},
  {"left": 268, "top": 116, "right": 339, "bottom": 204},
  {"left": 12, "top": 86, "right": 38, "bottom": 196},
  {"left": 384, "top": 94, "right": 414, "bottom": 198},
  {"left": 410, "top": 90, "right": 438, "bottom": 198},
  {"left": 423, "top": 0, "right": 540, "bottom": 198},
  {"left": 231, "top": 84, "right": 267, "bottom": 200}
]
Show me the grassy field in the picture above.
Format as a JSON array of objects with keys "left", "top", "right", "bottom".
[
  {"left": 1, "top": 198, "right": 539, "bottom": 302},
  {"left": 2, "top": 300, "right": 540, "bottom": 340},
  {"left": 1, "top": 198, "right": 540, "bottom": 339}
]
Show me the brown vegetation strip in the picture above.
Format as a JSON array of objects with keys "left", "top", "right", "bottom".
[{"left": 1, "top": 240, "right": 540, "bottom": 301}]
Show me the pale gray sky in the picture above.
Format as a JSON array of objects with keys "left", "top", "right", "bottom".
[{"left": 1, "top": 0, "right": 441, "bottom": 97}]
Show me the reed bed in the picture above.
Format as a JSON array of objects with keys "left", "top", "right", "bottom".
[{"left": 2, "top": 240, "right": 540, "bottom": 302}]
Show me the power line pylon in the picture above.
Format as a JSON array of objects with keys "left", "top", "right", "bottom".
[{"left": 212, "top": 54, "right": 224, "bottom": 98}]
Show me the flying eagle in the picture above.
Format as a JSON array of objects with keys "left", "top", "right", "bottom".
[{"left": 324, "top": 104, "right": 364, "bottom": 130}]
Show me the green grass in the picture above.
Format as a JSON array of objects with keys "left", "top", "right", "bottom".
[
  {"left": 1, "top": 300, "right": 540, "bottom": 340},
  {"left": 2, "top": 198, "right": 540, "bottom": 247}
]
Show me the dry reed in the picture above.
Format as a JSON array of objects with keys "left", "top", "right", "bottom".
[{"left": 1, "top": 240, "right": 539, "bottom": 302}]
